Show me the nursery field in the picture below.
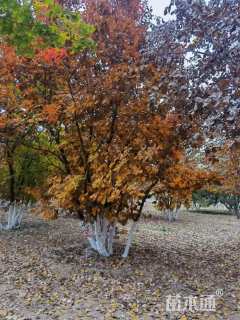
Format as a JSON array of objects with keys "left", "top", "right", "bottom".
[
  {"left": 1, "top": 0, "right": 240, "bottom": 319},
  {"left": 0, "top": 207, "right": 240, "bottom": 320}
]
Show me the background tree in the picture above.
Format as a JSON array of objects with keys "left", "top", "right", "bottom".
[
  {"left": 192, "top": 190, "right": 219, "bottom": 209},
  {"left": 0, "top": 46, "right": 32, "bottom": 202},
  {"left": 208, "top": 142, "right": 240, "bottom": 218},
  {"left": 0, "top": 0, "right": 94, "bottom": 201},
  {"left": 163, "top": 0, "right": 240, "bottom": 140},
  {"left": 154, "top": 161, "right": 216, "bottom": 221}
]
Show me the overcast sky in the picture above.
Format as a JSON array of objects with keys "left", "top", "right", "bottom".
[{"left": 148, "top": 0, "right": 170, "bottom": 16}]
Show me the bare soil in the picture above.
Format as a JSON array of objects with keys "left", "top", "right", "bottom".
[{"left": 0, "top": 205, "right": 240, "bottom": 320}]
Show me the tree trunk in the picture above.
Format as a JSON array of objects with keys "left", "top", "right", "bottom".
[
  {"left": 234, "top": 208, "right": 240, "bottom": 219},
  {"left": 83, "top": 217, "right": 138, "bottom": 258},
  {"left": 107, "top": 224, "right": 116, "bottom": 255},
  {"left": 0, "top": 203, "right": 25, "bottom": 230},
  {"left": 86, "top": 216, "right": 116, "bottom": 257},
  {"left": 122, "top": 221, "right": 137, "bottom": 258},
  {"left": 7, "top": 158, "right": 15, "bottom": 202}
]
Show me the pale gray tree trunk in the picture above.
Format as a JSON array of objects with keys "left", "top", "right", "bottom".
[
  {"left": 122, "top": 221, "right": 137, "bottom": 258},
  {"left": 85, "top": 216, "right": 117, "bottom": 257},
  {"left": 0, "top": 202, "right": 25, "bottom": 231},
  {"left": 82, "top": 217, "right": 138, "bottom": 258}
]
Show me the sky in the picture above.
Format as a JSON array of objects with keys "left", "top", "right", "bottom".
[{"left": 148, "top": 0, "right": 170, "bottom": 16}]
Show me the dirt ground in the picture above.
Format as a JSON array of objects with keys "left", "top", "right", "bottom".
[{"left": 0, "top": 204, "right": 240, "bottom": 320}]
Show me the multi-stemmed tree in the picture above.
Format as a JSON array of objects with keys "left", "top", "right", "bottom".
[{"left": 42, "top": 0, "right": 191, "bottom": 256}]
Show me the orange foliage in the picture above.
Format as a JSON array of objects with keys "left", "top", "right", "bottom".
[
  {"left": 154, "top": 162, "right": 216, "bottom": 211},
  {"left": 36, "top": 48, "right": 68, "bottom": 64},
  {"left": 211, "top": 142, "right": 240, "bottom": 196}
]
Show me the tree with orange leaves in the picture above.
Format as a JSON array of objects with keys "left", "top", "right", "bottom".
[
  {"left": 153, "top": 160, "right": 216, "bottom": 222},
  {"left": 0, "top": 46, "right": 32, "bottom": 202},
  {"left": 0, "top": 0, "right": 94, "bottom": 200},
  {"left": 208, "top": 142, "right": 240, "bottom": 219},
  {"left": 30, "top": 0, "right": 194, "bottom": 256}
]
